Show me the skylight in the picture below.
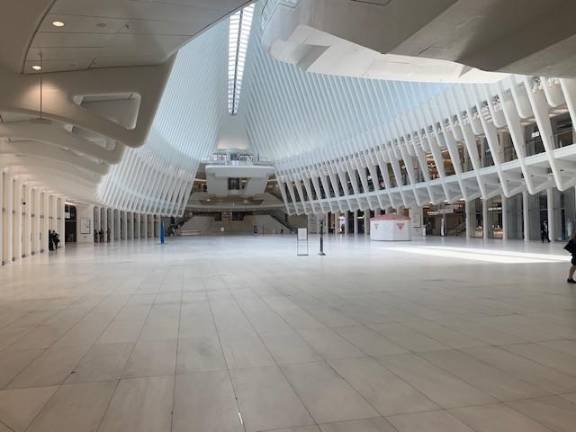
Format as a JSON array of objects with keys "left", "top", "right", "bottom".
[{"left": 228, "top": 4, "right": 255, "bottom": 115}]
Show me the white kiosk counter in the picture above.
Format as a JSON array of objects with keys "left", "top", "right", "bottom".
[{"left": 370, "top": 215, "right": 412, "bottom": 241}]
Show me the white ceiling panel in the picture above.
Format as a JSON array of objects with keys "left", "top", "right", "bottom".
[
  {"left": 24, "top": 0, "right": 252, "bottom": 73},
  {"left": 32, "top": 33, "right": 114, "bottom": 49},
  {"left": 24, "top": 58, "right": 94, "bottom": 73}
]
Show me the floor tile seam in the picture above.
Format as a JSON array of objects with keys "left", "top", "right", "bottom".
[
  {"left": 2, "top": 308, "right": 67, "bottom": 331},
  {"left": 415, "top": 346, "right": 560, "bottom": 397},
  {"left": 235, "top": 290, "right": 326, "bottom": 362},
  {"left": 23, "top": 294, "right": 125, "bottom": 355},
  {"left": 393, "top": 316, "right": 492, "bottom": 347},
  {"left": 532, "top": 340, "right": 576, "bottom": 359},
  {"left": 55, "top": 296, "right": 136, "bottom": 386},
  {"left": 169, "top": 290, "right": 184, "bottom": 432},
  {"left": 497, "top": 344, "right": 576, "bottom": 379},
  {"left": 205, "top": 287, "right": 247, "bottom": 432},
  {"left": 500, "top": 399, "right": 570, "bottom": 432},
  {"left": 406, "top": 349, "right": 548, "bottom": 404},
  {"left": 0, "top": 415, "right": 16, "bottom": 432},
  {"left": 91, "top": 299, "right": 157, "bottom": 432},
  {"left": 227, "top": 288, "right": 321, "bottom": 429},
  {"left": 328, "top": 350, "right": 441, "bottom": 412},
  {"left": 3, "top": 298, "right": 125, "bottom": 389},
  {"left": 0, "top": 347, "right": 47, "bottom": 385},
  {"left": 330, "top": 322, "right": 412, "bottom": 354},
  {"left": 366, "top": 321, "right": 454, "bottom": 352},
  {"left": 0, "top": 309, "right": 87, "bottom": 352}
]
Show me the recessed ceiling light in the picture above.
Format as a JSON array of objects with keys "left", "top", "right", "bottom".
[
  {"left": 52, "top": 20, "right": 65, "bottom": 27},
  {"left": 32, "top": 65, "right": 42, "bottom": 71}
]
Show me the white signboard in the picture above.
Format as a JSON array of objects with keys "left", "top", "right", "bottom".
[
  {"left": 80, "top": 217, "right": 91, "bottom": 234},
  {"left": 297, "top": 228, "right": 308, "bottom": 241}
]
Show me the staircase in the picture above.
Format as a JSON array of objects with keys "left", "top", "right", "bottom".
[{"left": 180, "top": 216, "right": 214, "bottom": 236}]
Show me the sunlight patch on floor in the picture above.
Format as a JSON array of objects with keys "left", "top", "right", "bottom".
[{"left": 392, "top": 246, "right": 569, "bottom": 263}]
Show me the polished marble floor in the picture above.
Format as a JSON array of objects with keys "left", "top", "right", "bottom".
[{"left": 0, "top": 235, "right": 576, "bottom": 432}]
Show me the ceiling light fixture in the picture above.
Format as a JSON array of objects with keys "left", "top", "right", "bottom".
[
  {"left": 32, "top": 65, "right": 42, "bottom": 71},
  {"left": 52, "top": 20, "right": 65, "bottom": 27}
]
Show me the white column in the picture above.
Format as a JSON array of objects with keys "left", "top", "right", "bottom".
[
  {"left": 5, "top": 176, "right": 13, "bottom": 262},
  {"left": 364, "top": 212, "right": 370, "bottom": 236},
  {"left": 43, "top": 192, "right": 50, "bottom": 252},
  {"left": 0, "top": 171, "right": 4, "bottom": 265},
  {"left": 142, "top": 215, "right": 148, "bottom": 240},
  {"left": 130, "top": 212, "right": 135, "bottom": 240},
  {"left": 353, "top": 210, "right": 358, "bottom": 236},
  {"left": 122, "top": 211, "right": 128, "bottom": 240},
  {"left": 522, "top": 190, "right": 530, "bottom": 242},
  {"left": 34, "top": 189, "right": 41, "bottom": 254},
  {"left": 103, "top": 208, "right": 109, "bottom": 243},
  {"left": 110, "top": 209, "right": 115, "bottom": 242},
  {"left": 135, "top": 213, "right": 141, "bottom": 239},
  {"left": 155, "top": 216, "right": 161, "bottom": 238},
  {"left": 344, "top": 212, "right": 349, "bottom": 235},
  {"left": 115, "top": 210, "right": 121, "bottom": 241},
  {"left": 13, "top": 178, "right": 22, "bottom": 261},
  {"left": 59, "top": 198, "right": 65, "bottom": 249},
  {"left": 24, "top": 185, "right": 32, "bottom": 257},
  {"left": 51, "top": 195, "right": 57, "bottom": 231},
  {"left": 465, "top": 200, "right": 473, "bottom": 239},
  {"left": 547, "top": 188, "right": 555, "bottom": 242},
  {"left": 93, "top": 207, "right": 99, "bottom": 236},
  {"left": 334, "top": 212, "right": 339, "bottom": 236},
  {"left": 0, "top": 172, "right": 3, "bottom": 265},
  {"left": 482, "top": 199, "right": 489, "bottom": 240},
  {"left": 502, "top": 195, "right": 508, "bottom": 241}
]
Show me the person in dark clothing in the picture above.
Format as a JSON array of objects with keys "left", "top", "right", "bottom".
[
  {"left": 541, "top": 221, "right": 551, "bottom": 243},
  {"left": 53, "top": 231, "right": 60, "bottom": 250},
  {"left": 565, "top": 232, "right": 576, "bottom": 284},
  {"left": 48, "top": 230, "right": 54, "bottom": 251}
]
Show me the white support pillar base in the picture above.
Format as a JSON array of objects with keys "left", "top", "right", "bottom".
[{"left": 522, "top": 190, "right": 530, "bottom": 242}]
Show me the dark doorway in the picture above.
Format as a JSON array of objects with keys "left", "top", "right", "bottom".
[{"left": 65, "top": 205, "right": 77, "bottom": 243}]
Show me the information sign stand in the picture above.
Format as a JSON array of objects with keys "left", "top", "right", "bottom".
[{"left": 297, "top": 228, "right": 309, "bottom": 256}]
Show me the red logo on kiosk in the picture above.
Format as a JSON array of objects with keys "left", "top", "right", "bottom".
[{"left": 396, "top": 223, "right": 405, "bottom": 230}]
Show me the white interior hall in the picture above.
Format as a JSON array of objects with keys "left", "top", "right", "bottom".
[{"left": 2, "top": 1, "right": 576, "bottom": 432}]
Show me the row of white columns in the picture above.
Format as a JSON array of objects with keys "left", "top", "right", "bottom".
[
  {"left": 92, "top": 206, "right": 161, "bottom": 242},
  {"left": 1, "top": 170, "right": 65, "bottom": 265},
  {"left": 463, "top": 187, "right": 576, "bottom": 241}
]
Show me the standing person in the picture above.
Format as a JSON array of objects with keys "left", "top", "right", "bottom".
[
  {"left": 48, "top": 230, "right": 54, "bottom": 251},
  {"left": 541, "top": 221, "right": 551, "bottom": 243},
  {"left": 53, "top": 231, "right": 60, "bottom": 250},
  {"left": 565, "top": 232, "right": 576, "bottom": 284}
]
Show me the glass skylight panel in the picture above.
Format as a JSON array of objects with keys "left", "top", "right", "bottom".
[{"left": 228, "top": 4, "right": 255, "bottom": 115}]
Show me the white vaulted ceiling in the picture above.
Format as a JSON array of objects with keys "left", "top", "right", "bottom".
[{"left": 3, "top": 0, "right": 576, "bottom": 218}]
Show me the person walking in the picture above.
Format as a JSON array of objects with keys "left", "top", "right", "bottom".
[
  {"left": 541, "top": 221, "right": 551, "bottom": 243},
  {"left": 565, "top": 232, "right": 576, "bottom": 284}
]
